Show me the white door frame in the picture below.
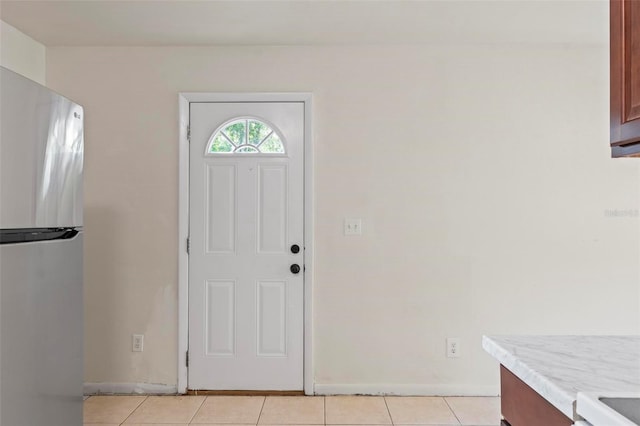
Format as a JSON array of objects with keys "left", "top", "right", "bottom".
[{"left": 177, "top": 93, "right": 314, "bottom": 394}]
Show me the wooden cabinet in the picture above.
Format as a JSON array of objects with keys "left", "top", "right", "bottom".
[
  {"left": 499, "top": 366, "right": 572, "bottom": 426},
  {"left": 611, "top": 0, "right": 640, "bottom": 157}
]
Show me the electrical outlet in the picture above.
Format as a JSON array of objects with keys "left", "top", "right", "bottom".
[
  {"left": 446, "top": 337, "right": 460, "bottom": 358},
  {"left": 132, "top": 334, "right": 144, "bottom": 352},
  {"left": 344, "top": 218, "right": 362, "bottom": 236}
]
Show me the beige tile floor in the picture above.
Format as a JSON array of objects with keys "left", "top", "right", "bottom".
[{"left": 83, "top": 395, "right": 500, "bottom": 426}]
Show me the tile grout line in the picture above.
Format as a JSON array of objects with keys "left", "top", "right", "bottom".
[
  {"left": 118, "top": 395, "right": 148, "bottom": 425},
  {"left": 383, "top": 396, "right": 394, "bottom": 426},
  {"left": 443, "top": 396, "right": 463, "bottom": 425},
  {"left": 324, "top": 395, "right": 327, "bottom": 425},
  {"left": 187, "top": 394, "right": 208, "bottom": 424},
  {"left": 256, "top": 395, "right": 267, "bottom": 426}
]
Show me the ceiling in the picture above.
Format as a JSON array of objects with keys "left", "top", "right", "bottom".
[{"left": 0, "top": 0, "right": 608, "bottom": 47}]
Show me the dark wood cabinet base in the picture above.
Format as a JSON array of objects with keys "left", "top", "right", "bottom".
[
  {"left": 610, "top": 0, "right": 640, "bottom": 156},
  {"left": 500, "top": 365, "right": 572, "bottom": 426}
]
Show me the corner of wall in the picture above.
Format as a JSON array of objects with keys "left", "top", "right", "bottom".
[{"left": 0, "top": 20, "right": 46, "bottom": 85}]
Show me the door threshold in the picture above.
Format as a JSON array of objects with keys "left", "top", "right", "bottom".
[{"left": 187, "top": 389, "right": 305, "bottom": 396}]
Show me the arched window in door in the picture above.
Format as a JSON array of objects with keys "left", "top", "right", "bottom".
[{"left": 206, "top": 118, "right": 285, "bottom": 154}]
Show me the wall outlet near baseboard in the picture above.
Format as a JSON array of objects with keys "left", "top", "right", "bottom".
[
  {"left": 446, "top": 337, "right": 460, "bottom": 358},
  {"left": 132, "top": 334, "right": 144, "bottom": 352},
  {"left": 344, "top": 218, "right": 362, "bottom": 236}
]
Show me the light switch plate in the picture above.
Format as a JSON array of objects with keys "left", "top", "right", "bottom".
[
  {"left": 344, "top": 218, "right": 362, "bottom": 236},
  {"left": 132, "top": 334, "right": 144, "bottom": 352}
]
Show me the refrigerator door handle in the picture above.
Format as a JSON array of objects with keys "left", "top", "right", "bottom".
[{"left": 0, "top": 227, "right": 79, "bottom": 244}]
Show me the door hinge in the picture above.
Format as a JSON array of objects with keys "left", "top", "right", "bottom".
[
  {"left": 187, "top": 125, "right": 191, "bottom": 142},
  {"left": 186, "top": 350, "right": 189, "bottom": 367},
  {"left": 186, "top": 237, "right": 190, "bottom": 254}
]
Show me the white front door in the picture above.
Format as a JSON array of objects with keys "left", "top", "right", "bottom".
[{"left": 188, "top": 102, "right": 304, "bottom": 390}]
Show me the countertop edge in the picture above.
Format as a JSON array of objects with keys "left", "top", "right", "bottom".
[{"left": 482, "top": 335, "right": 576, "bottom": 420}]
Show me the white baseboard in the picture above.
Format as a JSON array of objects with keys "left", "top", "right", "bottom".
[
  {"left": 84, "top": 382, "right": 497, "bottom": 397},
  {"left": 313, "top": 383, "right": 499, "bottom": 396},
  {"left": 84, "top": 382, "right": 178, "bottom": 395}
]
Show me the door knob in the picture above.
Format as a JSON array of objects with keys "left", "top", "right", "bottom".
[
  {"left": 290, "top": 264, "right": 301, "bottom": 274},
  {"left": 290, "top": 244, "right": 300, "bottom": 254}
]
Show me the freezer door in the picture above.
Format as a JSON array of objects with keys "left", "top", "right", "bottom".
[
  {"left": 0, "top": 232, "right": 83, "bottom": 426},
  {"left": 0, "top": 66, "right": 83, "bottom": 228}
]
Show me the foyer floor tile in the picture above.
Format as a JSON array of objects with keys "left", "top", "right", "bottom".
[
  {"left": 258, "top": 396, "right": 325, "bottom": 424},
  {"left": 84, "top": 424, "right": 121, "bottom": 426},
  {"left": 444, "top": 397, "right": 500, "bottom": 426},
  {"left": 385, "top": 396, "right": 459, "bottom": 425},
  {"left": 83, "top": 395, "right": 501, "bottom": 426},
  {"left": 123, "top": 395, "right": 206, "bottom": 424},
  {"left": 83, "top": 395, "right": 146, "bottom": 424},
  {"left": 192, "top": 396, "right": 265, "bottom": 424},
  {"left": 325, "top": 396, "right": 392, "bottom": 424}
]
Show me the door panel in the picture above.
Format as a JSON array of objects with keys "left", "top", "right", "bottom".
[
  {"left": 205, "top": 280, "right": 235, "bottom": 356},
  {"left": 189, "top": 102, "right": 304, "bottom": 390},
  {"left": 258, "top": 164, "right": 288, "bottom": 253},
  {"left": 205, "top": 165, "right": 237, "bottom": 254},
  {"left": 256, "top": 280, "right": 287, "bottom": 356}
]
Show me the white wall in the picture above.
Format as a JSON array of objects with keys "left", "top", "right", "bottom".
[
  {"left": 46, "top": 44, "right": 640, "bottom": 393},
  {"left": 0, "top": 20, "right": 45, "bottom": 85}
]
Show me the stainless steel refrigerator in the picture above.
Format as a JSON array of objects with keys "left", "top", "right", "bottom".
[{"left": 0, "top": 66, "right": 83, "bottom": 425}]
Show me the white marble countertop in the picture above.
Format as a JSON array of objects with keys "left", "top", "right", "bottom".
[{"left": 482, "top": 335, "right": 640, "bottom": 420}]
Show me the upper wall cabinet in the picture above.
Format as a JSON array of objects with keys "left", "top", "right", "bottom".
[{"left": 611, "top": 0, "right": 640, "bottom": 157}]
